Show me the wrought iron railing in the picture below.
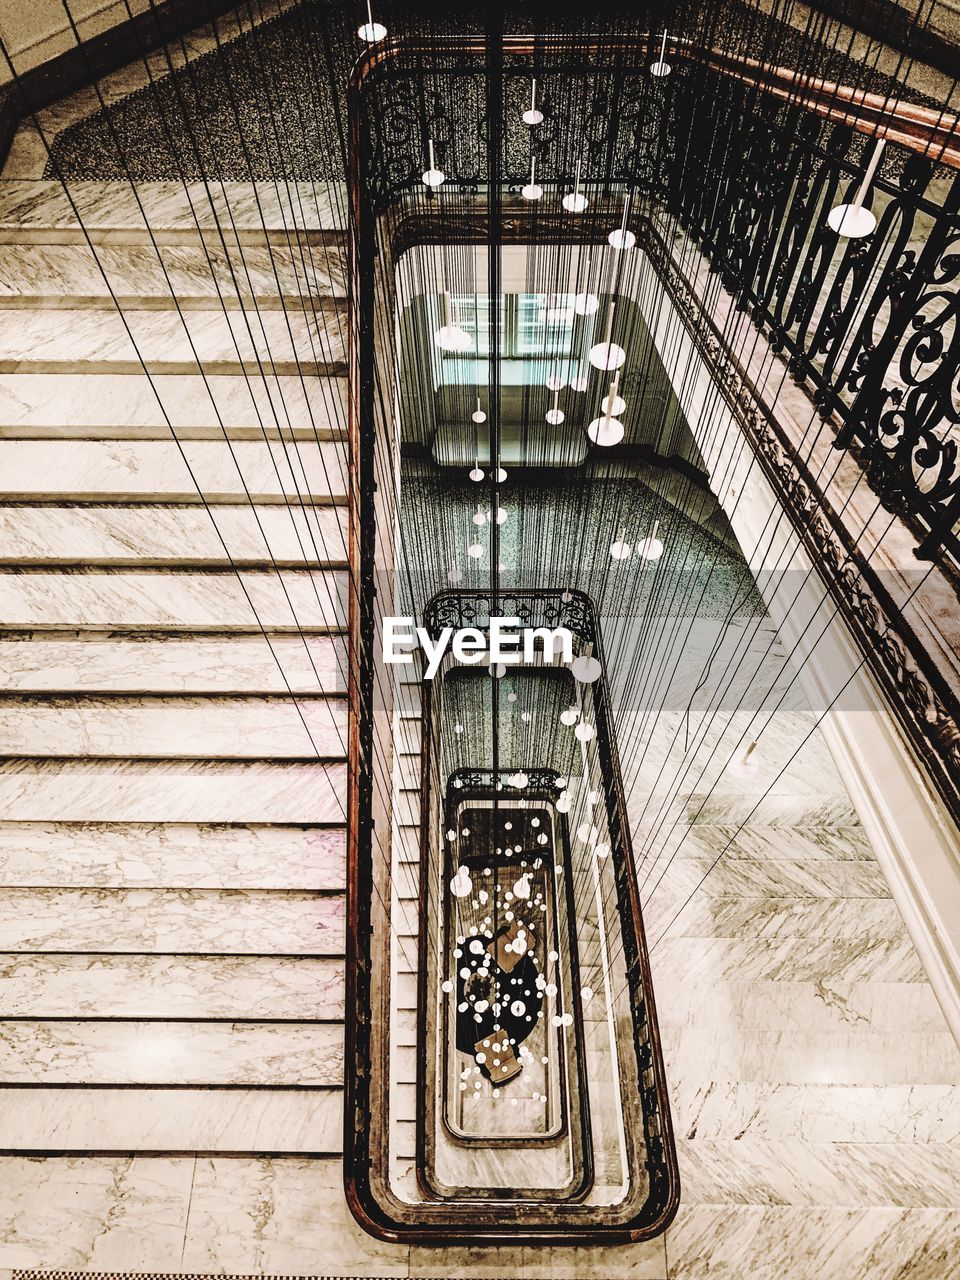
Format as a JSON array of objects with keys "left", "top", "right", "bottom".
[
  {"left": 353, "top": 34, "right": 960, "bottom": 562},
  {"left": 344, "top": 30, "right": 960, "bottom": 1244},
  {"left": 418, "top": 588, "right": 679, "bottom": 1231}
]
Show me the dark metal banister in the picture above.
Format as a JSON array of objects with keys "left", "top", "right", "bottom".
[
  {"left": 419, "top": 588, "right": 678, "bottom": 1221},
  {"left": 351, "top": 33, "right": 960, "bottom": 178}
]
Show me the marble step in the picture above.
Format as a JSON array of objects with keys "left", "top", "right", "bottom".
[
  {"left": 393, "top": 861, "right": 420, "bottom": 904},
  {"left": 0, "top": 822, "right": 345, "bottom": 889},
  {"left": 0, "top": 309, "right": 347, "bottom": 376},
  {"left": 0, "top": 886, "right": 345, "bottom": 954},
  {"left": 0, "top": 1086, "right": 342, "bottom": 1152},
  {"left": 0, "top": 569, "right": 348, "bottom": 632},
  {"left": 0, "top": 636, "right": 347, "bottom": 694},
  {"left": 0, "top": 1020, "right": 343, "bottom": 1086},
  {"left": 0, "top": 760, "right": 348, "bottom": 824},
  {"left": 395, "top": 791, "right": 421, "bottom": 827},
  {"left": 0, "top": 505, "right": 349, "bottom": 568},
  {"left": 0, "top": 954, "right": 345, "bottom": 1018},
  {"left": 0, "top": 242, "right": 347, "bottom": 308},
  {"left": 0, "top": 440, "right": 347, "bottom": 503},
  {"left": 0, "top": 696, "right": 348, "bottom": 761},
  {"left": 396, "top": 752, "right": 421, "bottom": 789},
  {"left": 0, "top": 181, "right": 346, "bottom": 245},
  {"left": 0, "top": 373, "right": 346, "bottom": 435}
]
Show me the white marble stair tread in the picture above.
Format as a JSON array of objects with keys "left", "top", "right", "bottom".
[
  {"left": 0, "top": 822, "right": 345, "bottom": 889},
  {"left": 0, "top": 373, "right": 346, "bottom": 433},
  {"left": 0, "top": 1087, "right": 342, "bottom": 1152},
  {"left": 0, "top": 760, "right": 348, "bottom": 824},
  {"left": 0, "top": 696, "right": 348, "bottom": 760},
  {"left": 0, "top": 181, "right": 347, "bottom": 240},
  {"left": 395, "top": 682, "right": 423, "bottom": 718},
  {"left": 656, "top": 894, "right": 912, "bottom": 943},
  {"left": 392, "top": 860, "right": 420, "bottom": 904},
  {"left": 653, "top": 934, "right": 930, "bottom": 983},
  {"left": 395, "top": 790, "right": 420, "bottom": 827},
  {"left": 0, "top": 954, "right": 345, "bottom": 1018},
  {"left": 654, "top": 976, "right": 951, "bottom": 1035},
  {"left": 0, "top": 242, "right": 348, "bottom": 306},
  {"left": 0, "top": 886, "right": 344, "bottom": 954},
  {"left": 677, "top": 1135, "right": 960, "bottom": 1209},
  {"left": 0, "top": 635, "right": 347, "bottom": 694},
  {"left": 0, "top": 1020, "right": 343, "bottom": 1085},
  {"left": 0, "top": 569, "right": 348, "bottom": 632},
  {"left": 661, "top": 1025, "right": 960, "bottom": 1087},
  {"left": 395, "top": 826, "right": 421, "bottom": 866},
  {"left": 0, "top": 439, "right": 347, "bottom": 502},
  {"left": 670, "top": 1078, "right": 960, "bottom": 1146},
  {"left": 666, "top": 1205, "right": 960, "bottom": 1280},
  {"left": 396, "top": 751, "right": 420, "bottom": 789},
  {"left": 0, "top": 308, "right": 347, "bottom": 374},
  {"left": 661, "top": 853, "right": 892, "bottom": 898},
  {"left": 0, "top": 505, "right": 349, "bottom": 567}
]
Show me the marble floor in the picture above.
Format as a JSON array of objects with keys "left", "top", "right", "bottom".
[{"left": 0, "top": 5, "right": 957, "bottom": 1277}]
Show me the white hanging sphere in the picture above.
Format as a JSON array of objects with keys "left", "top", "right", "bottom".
[
  {"left": 522, "top": 108, "right": 544, "bottom": 126},
  {"left": 422, "top": 167, "right": 446, "bottom": 189},
  {"left": 636, "top": 535, "right": 665, "bottom": 561},
  {"left": 494, "top": 506, "right": 508, "bottom": 525},
  {"left": 649, "top": 59, "right": 671, "bottom": 77},
  {"left": 545, "top": 408, "right": 565, "bottom": 425},
  {"left": 601, "top": 392, "right": 627, "bottom": 416},
  {"left": 594, "top": 841, "right": 610, "bottom": 859},
  {"left": 569, "top": 371, "right": 589, "bottom": 392},
  {"left": 610, "top": 538, "right": 632, "bottom": 560},
  {"left": 468, "top": 543, "right": 484, "bottom": 559},
  {"left": 357, "top": 20, "right": 388, "bottom": 42},
  {"left": 570, "top": 654, "right": 602, "bottom": 683},
  {"left": 589, "top": 341, "right": 626, "bottom": 371},
  {"left": 556, "top": 790, "right": 572, "bottom": 813},
  {"left": 434, "top": 324, "right": 472, "bottom": 352},
  {"left": 575, "top": 721, "right": 595, "bottom": 742},
  {"left": 508, "top": 770, "right": 529, "bottom": 788},
  {"left": 562, "top": 191, "right": 589, "bottom": 213},
  {"left": 545, "top": 372, "right": 566, "bottom": 392},
  {"left": 472, "top": 511, "right": 486, "bottom": 526},
  {"left": 472, "top": 408, "right": 487, "bottom": 424},
  {"left": 559, "top": 706, "right": 579, "bottom": 726},
  {"left": 494, "top": 467, "right": 508, "bottom": 482},
  {"left": 587, "top": 416, "right": 625, "bottom": 446},
  {"left": 608, "top": 227, "right": 636, "bottom": 250},
  {"left": 521, "top": 183, "right": 543, "bottom": 201},
  {"left": 827, "top": 203, "right": 877, "bottom": 238},
  {"left": 469, "top": 466, "right": 484, "bottom": 482},
  {"left": 573, "top": 292, "right": 600, "bottom": 316},
  {"left": 513, "top": 874, "right": 531, "bottom": 900},
  {"left": 489, "top": 662, "right": 506, "bottom": 678},
  {"left": 454, "top": 722, "right": 464, "bottom": 734},
  {"left": 447, "top": 567, "right": 463, "bottom": 583},
  {"left": 451, "top": 868, "right": 472, "bottom": 897}
]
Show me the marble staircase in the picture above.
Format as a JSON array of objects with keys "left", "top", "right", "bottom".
[{"left": 0, "top": 179, "right": 351, "bottom": 1155}]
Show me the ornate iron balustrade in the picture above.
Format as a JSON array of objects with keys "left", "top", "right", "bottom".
[
  {"left": 352, "top": 34, "right": 960, "bottom": 563},
  {"left": 344, "top": 30, "right": 960, "bottom": 1244},
  {"left": 420, "top": 589, "right": 677, "bottom": 1227}
]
